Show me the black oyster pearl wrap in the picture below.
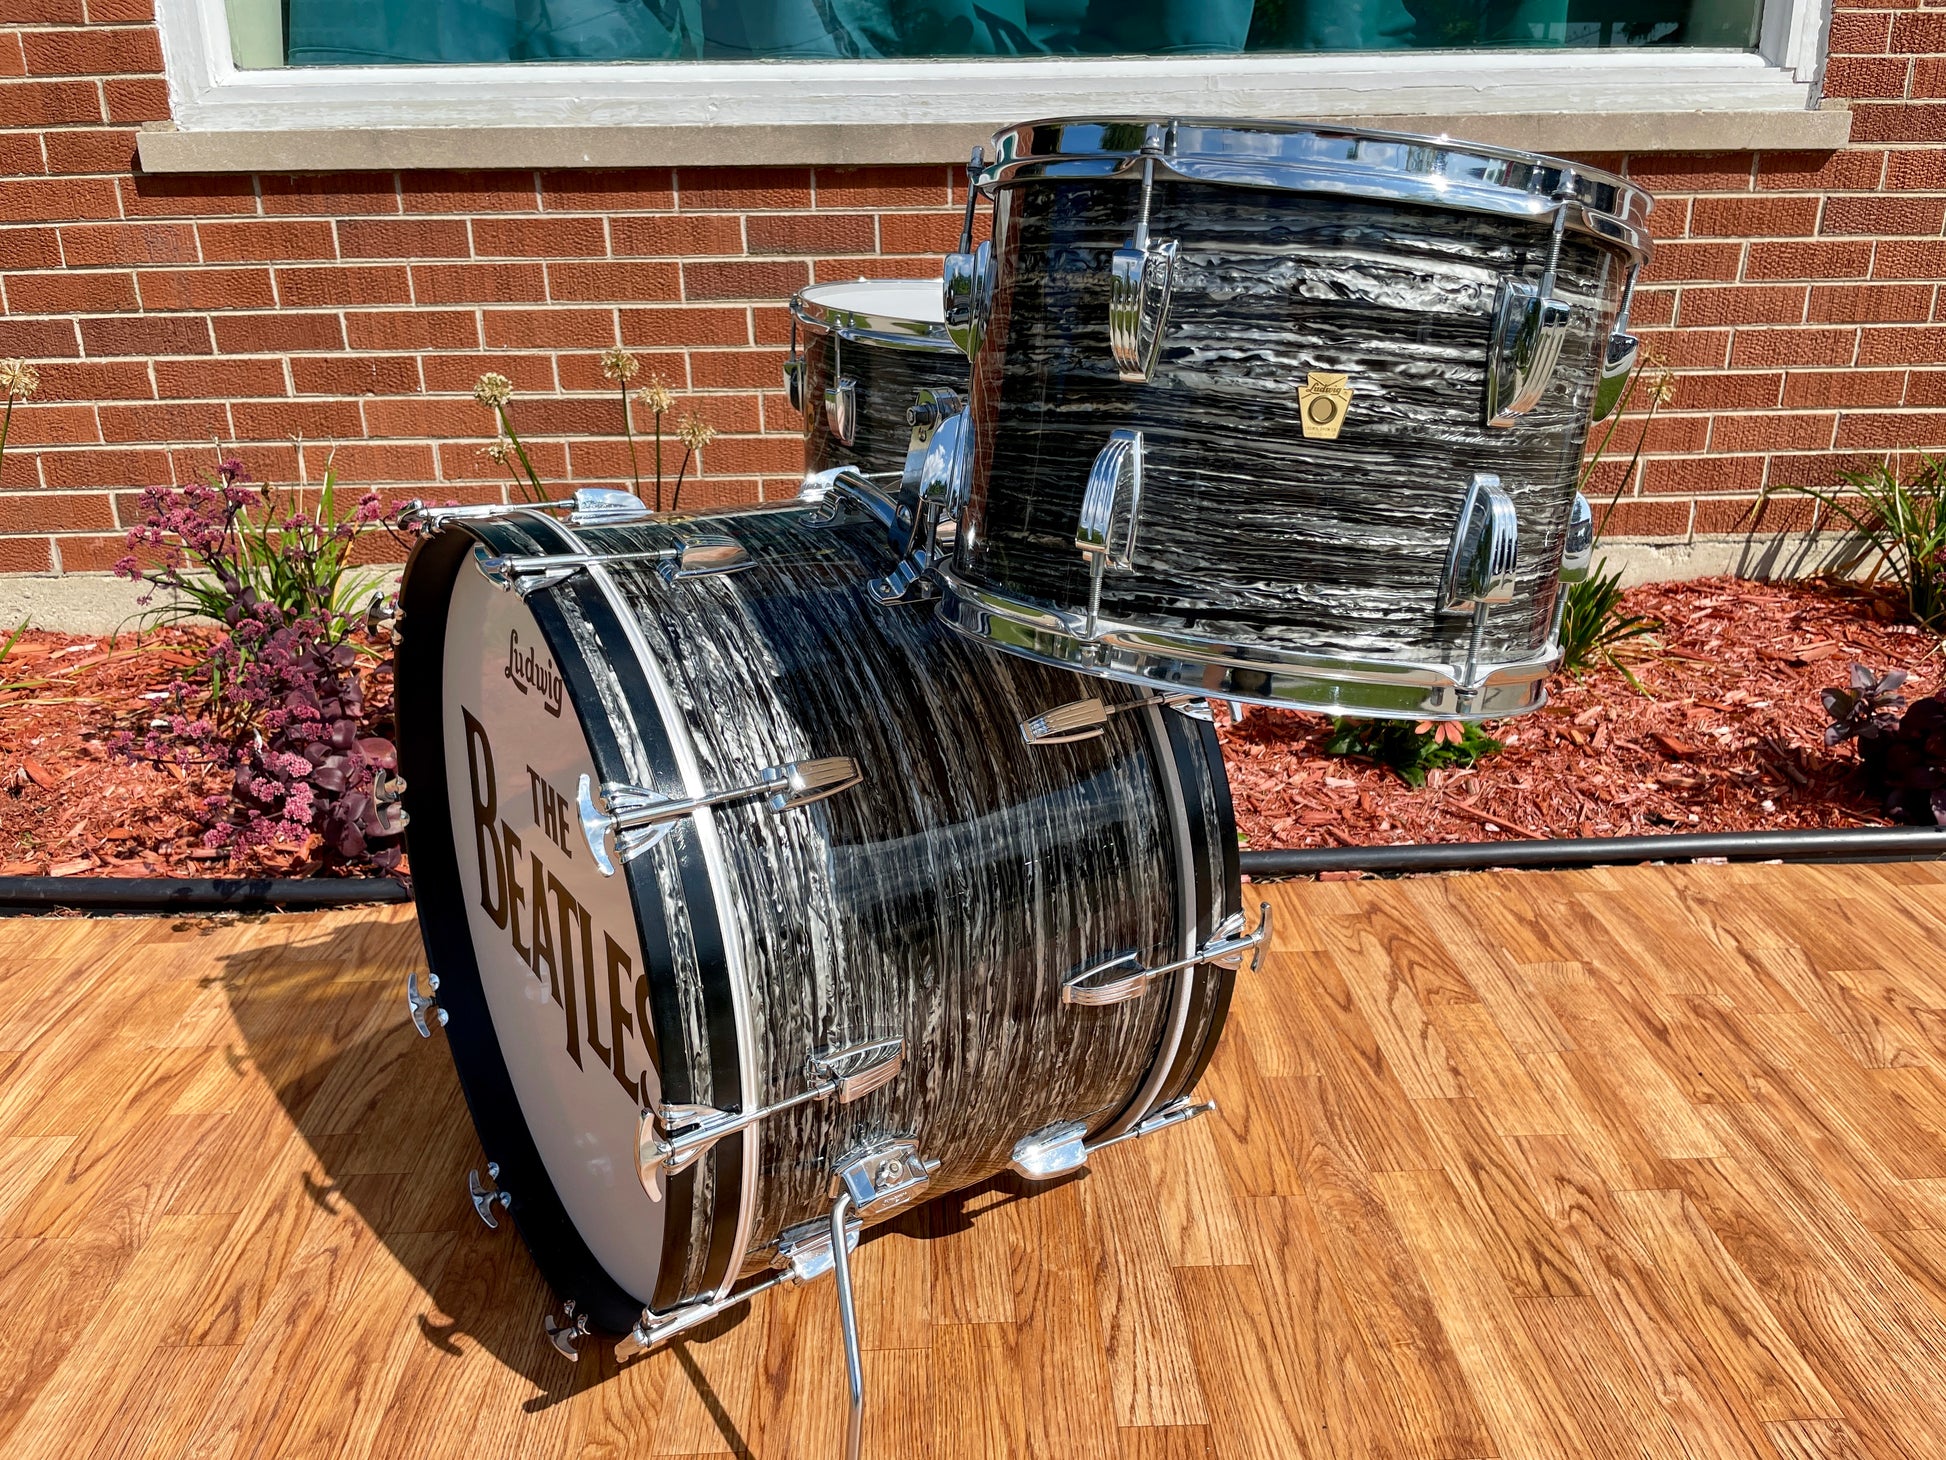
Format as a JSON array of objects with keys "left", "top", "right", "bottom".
[
  {"left": 955, "top": 174, "right": 1637, "bottom": 672},
  {"left": 580, "top": 504, "right": 1236, "bottom": 1274},
  {"left": 799, "top": 326, "right": 968, "bottom": 480}
]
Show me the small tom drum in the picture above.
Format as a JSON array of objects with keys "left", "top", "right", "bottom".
[{"left": 787, "top": 278, "right": 968, "bottom": 483}]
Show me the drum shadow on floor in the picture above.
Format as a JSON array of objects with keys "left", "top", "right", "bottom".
[
  {"left": 208, "top": 914, "right": 609, "bottom": 1415},
  {"left": 207, "top": 913, "right": 1054, "bottom": 1438}
]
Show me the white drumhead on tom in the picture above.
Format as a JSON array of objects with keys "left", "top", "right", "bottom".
[
  {"left": 440, "top": 560, "right": 664, "bottom": 1304},
  {"left": 797, "top": 277, "right": 945, "bottom": 326}
]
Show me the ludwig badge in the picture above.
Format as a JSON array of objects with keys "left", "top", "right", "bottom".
[{"left": 1297, "top": 372, "right": 1353, "bottom": 441}]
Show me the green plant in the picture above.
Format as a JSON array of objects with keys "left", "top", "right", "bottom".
[
  {"left": 600, "top": 347, "right": 647, "bottom": 501},
  {"left": 1558, "top": 559, "right": 1659, "bottom": 675},
  {"left": 1554, "top": 352, "right": 1673, "bottom": 678},
  {"left": 637, "top": 373, "right": 675, "bottom": 509},
  {"left": 1759, "top": 456, "right": 1946, "bottom": 632},
  {"left": 1325, "top": 716, "right": 1503, "bottom": 787}
]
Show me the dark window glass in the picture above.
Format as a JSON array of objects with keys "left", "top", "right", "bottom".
[{"left": 236, "top": 0, "right": 1763, "bottom": 67}]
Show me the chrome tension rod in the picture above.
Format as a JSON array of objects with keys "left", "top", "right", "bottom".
[
  {"left": 1010, "top": 1094, "right": 1217, "bottom": 1182},
  {"left": 474, "top": 534, "right": 749, "bottom": 597},
  {"left": 635, "top": 1037, "right": 904, "bottom": 1197},
  {"left": 1063, "top": 900, "right": 1273, "bottom": 1008},
  {"left": 578, "top": 756, "right": 861, "bottom": 876},
  {"left": 1019, "top": 689, "right": 1208, "bottom": 746},
  {"left": 403, "top": 486, "right": 651, "bottom": 531}
]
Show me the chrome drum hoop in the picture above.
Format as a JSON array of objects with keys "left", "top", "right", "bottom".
[
  {"left": 935, "top": 567, "right": 1557, "bottom": 722},
  {"left": 789, "top": 287, "right": 962, "bottom": 354},
  {"left": 979, "top": 116, "right": 1652, "bottom": 263}
]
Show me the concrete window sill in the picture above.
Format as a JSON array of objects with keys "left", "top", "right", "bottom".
[{"left": 135, "top": 109, "right": 1854, "bottom": 174}]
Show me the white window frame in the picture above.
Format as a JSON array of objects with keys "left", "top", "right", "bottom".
[{"left": 151, "top": 0, "right": 1833, "bottom": 144}]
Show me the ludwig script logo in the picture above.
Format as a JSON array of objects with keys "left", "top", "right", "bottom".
[{"left": 505, "top": 629, "right": 564, "bottom": 718}]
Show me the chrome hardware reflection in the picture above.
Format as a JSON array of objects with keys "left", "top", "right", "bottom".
[
  {"left": 544, "top": 1301, "right": 590, "bottom": 1362},
  {"left": 1560, "top": 492, "right": 1595, "bottom": 585},
  {"left": 1487, "top": 181, "right": 1576, "bottom": 425},
  {"left": 976, "top": 119, "right": 1653, "bottom": 262},
  {"left": 1019, "top": 691, "right": 1207, "bottom": 746},
  {"left": 1009, "top": 1094, "right": 1218, "bottom": 1182},
  {"left": 782, "top": 354, "right": 804, "bottom": 413},
  {"left": 942, "top": 145, "right": 990, "bottom": 363},
  {"left": 843, "top": 386, "right": 971, "bottom": 606},
  {"left": 634, "top": 1036, "right": 905, "bottom": 1200},
  {"left": 831, "top": 1138, "right": 939, "bottom": 1218},
  {"left": 471, "top": 535, "right": 748, "bottom": 597},
  {"left": 578, "top": 756, "right": 862, "bottom": 877},
  {"left": 1009, "top": 1120, "right": 1090, "bottom": 1181},
  {"left": 830, "top": 1186, "right": 866, "bottom": 1460},
  {"left": 1441, "top": 473, "right": 1521, "bottom": 708},
  {"left": 615, "top": 1283, "right": 784, "bottom": 1361},
  {"left": 468, "top": 1164, "right": 510, "bottom": 1229},
  {"left": 1486, "top": 279, "right": 1572, "bottom": 423},
  {"left": 1441, "top": 474, "right": 1520, "bottom": 613},
  {"left": 612, "top": 1201, "right": 870, "bottom": 1365},
  {"left": 943, "top": 242, "right": 993, "bottom": 359},
  {"left": 1110, "top": 240, "right": 1178, "bottom": 384},
  {"left": 1591, "top": 262, "right": 1642, "bottom": 423},
  {"left": 905, "top": 387, "right": 970, "bottom": 520},
  {"left": 404, "top": 487, "right": 652, "bottom": 533},
  {"left": 800, "top": 464, "right": 903, "bottom": 538},
  {"left": 824, "top": 376, "right": 859, "bottom": 447},
  {"left": 659, "top": 535, "right": 752, "bottom": 582},
  {"left": 1108, "top": 126, "right": 1179, "bottom": 383},
  {"left": 1076, "top": 430, "right": 1144, "bottom": 643},
  {"left": 1592, "top": 332, "right": 1641, "bottom": 423},
  {"left": 406, "top": 969, "right": 445, "bottom": 1038},
  {"left": 1062, "top": 901, "right": 1271, "bottom": 1007},
  {"left": 773, "top": 1211, "right": 862, "bottom": 1287},
  {"left": 935, "top": 565, "right": 1558, "bottom": 721}
]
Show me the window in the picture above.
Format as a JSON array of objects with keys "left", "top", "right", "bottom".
[
  {"left": 149, "top": 0, "right": 1841, "bottom": 169},
  {"left": 222, "top": 0, "right": 1768, "bottom": 67}
]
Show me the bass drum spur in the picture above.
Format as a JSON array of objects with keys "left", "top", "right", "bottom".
[
  {"left": 938, "top": 117, "right": 1652, "bottom": 719},
  {"left": 395, "top": 496, "right": 1246, "bottom": 1359}
]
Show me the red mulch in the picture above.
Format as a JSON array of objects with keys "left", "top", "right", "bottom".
[
  {"left": 0, "top": 625, "right": 398, "bottom": 880},
  {"left": 1222, "top": 576, "right": 1943, "bottom": 851},
  {"left": 0, "top": 576, "right": 1938, "bottom": 879}
]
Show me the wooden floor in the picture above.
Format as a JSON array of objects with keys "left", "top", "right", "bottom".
[{"left": 6, "top": 863, "right": 1946, "bottom": 1458}]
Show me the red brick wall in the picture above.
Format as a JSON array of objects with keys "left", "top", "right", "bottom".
[{"left": 0, "top": 0, "right": 1943, "bottom": 572}]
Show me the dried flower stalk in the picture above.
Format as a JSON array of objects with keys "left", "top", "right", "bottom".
[
  {"left": 471, "top": 373, "right": 546, "bottom": 504},
  {"left": 670, "top": 414, "right": 715, "bottom": 513},
  {"left": 0, "top": 358, "right": 38, "bottom": 487}
]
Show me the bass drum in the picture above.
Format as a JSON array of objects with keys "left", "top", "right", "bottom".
[{"left": 396, "top": 500, "right": 1239, "bottom": 1333}]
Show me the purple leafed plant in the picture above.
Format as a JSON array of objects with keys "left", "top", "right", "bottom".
[
  {"left": 1823, "top": 664, "right": 1946, "bottom": 827},
  {"left": 1821, "top": 664, "right": 1908, "bottom": 747},
  {"left": 113, "top": 457, "right": 410, "bottom": 871}
]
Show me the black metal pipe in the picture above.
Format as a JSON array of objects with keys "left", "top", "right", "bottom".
[
  {"left": 3, "top": 825, "right": 1940, "bottom": 911},
  {"left": 1237, "top": 824, "right": 1946, "bottom": 879},
  {"left": 0, "top": 876, "right": 412, "bottom": 916}
]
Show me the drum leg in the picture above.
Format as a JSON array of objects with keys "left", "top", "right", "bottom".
[{"left": 829, "top": 1191, "right": 865, "bottom": 1460}]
